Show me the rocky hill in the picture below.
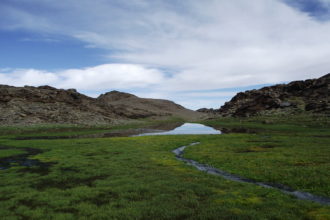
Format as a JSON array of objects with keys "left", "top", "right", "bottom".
[
  {"left": 0, "top": 85, "right": 202, "bottom": 125},
  {"left": 199, "top": 73, "right": 329, "bottom": 117},
  {"left": 98, "top": 91, "right": 200, "bottom": 119}
]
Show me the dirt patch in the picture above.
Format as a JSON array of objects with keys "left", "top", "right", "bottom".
[
  {"left": 0, "top": 145, "right": 10, "bottom": 150},
  {"left": 214, "top": 127, "right": 257, "bottom": 134},
  {"left": 247, "top": 140, "right": 281, "bottom": 143},
  {"left": 312, "top": 135, "right": 330, "bottom": 138},
  {"left": 87, "top": 191, "right": 120, "bottom": 206},
  {"left": 260, "top": 145, "right": 276, "bottom": 148},
  {"left": 34, "top": 175, "right": 108, "bottom": 190},
  {"left": 15, "top": 136, "right": 72, "bottom": 140},
  {"left": 235, "top": 147, "right": 268, "bottom": 153}
]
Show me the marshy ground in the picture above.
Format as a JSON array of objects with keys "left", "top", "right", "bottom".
[{"left": 0, "top": 115, "right": 329, "bottom": 219}]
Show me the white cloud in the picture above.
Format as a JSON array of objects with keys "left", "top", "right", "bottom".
[
  {"left": 0, "top": 64, "right": 165, "bottom": 90},
  {"left": 0, "top": 0, "right": 330, "bottom": 108},
  {"left": 0, "top": 69, "right": 58, "bottom": 86},
  {"left": 133, "top": 90, "right": 235, "bottom": 110},
  {"left": 180, "top": 91, "right": 238, "bottom": 98},
  {"left": 178, "top": 98, "right": 231, "bottom": 110},
  {"left": 59, "top": 64, "right": 164, "bottom": 90}
]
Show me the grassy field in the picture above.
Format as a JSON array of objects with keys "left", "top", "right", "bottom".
[
  {"left": 0, "top": 115, "right": 329, "bottom": 219},
  {"left": 0, "top": 117, "right": 184, "bottom": 140}
]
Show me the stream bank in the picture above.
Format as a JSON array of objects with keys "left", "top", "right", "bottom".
[{"left": 173, "top": 142, "right": 330, "bottom": 205}]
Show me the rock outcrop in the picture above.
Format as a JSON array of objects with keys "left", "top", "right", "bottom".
[
  {"left": 0, "top": 85, "right": 202, "bottom": 125},
  {"left": 196, "top": 108, "right": 218, "bottom": 114},
  {"left": 213, "top": 73, "right": 329, "bottom": 117}
]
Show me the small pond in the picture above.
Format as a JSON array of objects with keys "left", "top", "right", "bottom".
[
  {"left": 136, "top": 123, "right": 221, "bottom": 136},
  {"left": 14, "top": 123, "right": 222, "bottom": 140}
]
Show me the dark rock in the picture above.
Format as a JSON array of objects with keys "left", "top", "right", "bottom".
[
  {"left": 197, "top": 108, "right": 218, "bottom": 114},
  {"left": 215, "top": 73, "right": 329, "bottom": 117},
  {"left": 67, "top": 88, "right": 78, "bottom": 93}
]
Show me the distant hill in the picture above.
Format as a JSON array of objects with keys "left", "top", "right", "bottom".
[
  {"left": 198, "top": 73, "right": 329, "bottom": 117},
  {"left": 0, "top": 85, "right": 202, "bottom": 125},
  {"left": 97, "top": 91, "right": 201, "bottom": 120}
]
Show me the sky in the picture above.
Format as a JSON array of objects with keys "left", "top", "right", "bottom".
[{"left": 0, "top": 0, "right": 330, "bottom": 110}]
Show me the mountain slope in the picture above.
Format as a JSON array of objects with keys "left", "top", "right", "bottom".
[
  {"left": 0, "top": 85, "right": 202, "bottom": 125},
  {"left": 199, "top": 73, "right": 329, "bottom": 117},
  {"left": 97, "top": 91, "right": 200, "bottom": 120}
]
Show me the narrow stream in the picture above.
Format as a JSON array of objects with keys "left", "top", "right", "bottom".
[{"left": 173, "top": 142, "right": 330, "bottom": 205}]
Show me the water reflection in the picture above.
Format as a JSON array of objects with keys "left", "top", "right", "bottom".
[
  {"left": 14, "top": 123, "right": 221, "bottom": 140},
  {"left": 136, "top": 123, "right": 221, "bottom": 136}
]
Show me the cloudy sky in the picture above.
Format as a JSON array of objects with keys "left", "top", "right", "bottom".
[{"left": 0, "top": 0, "right": 329, "bottom": 109}]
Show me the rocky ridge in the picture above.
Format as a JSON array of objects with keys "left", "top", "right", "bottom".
[
  {"left": 198, "top": 73, "right": 329, "bottom": 117},
  {"left": 0, "top": 85, "right": 202, "bottom": 125}
]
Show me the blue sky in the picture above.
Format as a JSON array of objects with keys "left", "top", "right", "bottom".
[
  {"left": 0, "top": 0, "right": 330, "bottom": 109},
  {"left": 284, "top": 0, "right": 330, "bottom": 20},
  {"left": 0, "top": 30, "right": 107, "bottom": 69}
]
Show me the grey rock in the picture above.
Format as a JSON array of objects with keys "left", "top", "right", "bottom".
[{"left": 202, "top": 73, "right": 329, "bottom": 117}]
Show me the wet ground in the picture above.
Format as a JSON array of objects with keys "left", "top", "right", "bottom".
[
  {"left": 3, "top": 123, "right": 330, "bottom": 205},
  {"left": 3, "top": 123, "right": 221, "bottom": 171},
  {"left": 0, "top": 146, "right": 53, "bottom": 173},
  {"left": 173, "top": 142, "right": 330, "bottom": 205},
  {"left": 14, "top": 123, "right": 224, "bottom": 140}
]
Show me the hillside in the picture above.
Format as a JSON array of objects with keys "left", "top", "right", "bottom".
[
  {"left": 199, "top": 73, "right": 329, "bottom": 117},
  {"left": 0, "top": 85, "right": 202, "bottom": 125},
  {"left": 98, "top": 91, "right": 200, "bottom": 120}
]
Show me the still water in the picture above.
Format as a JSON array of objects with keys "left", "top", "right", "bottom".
[
  {"left": 14, "top": 123, "right": 222, "bottom": 140},
  {"left": 136, "top": 123, "right": 221, "bottom": 136}
]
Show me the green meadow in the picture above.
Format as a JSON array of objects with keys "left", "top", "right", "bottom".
[{"left": 0, "top": 115, "right": 329, "bottom": 219}]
